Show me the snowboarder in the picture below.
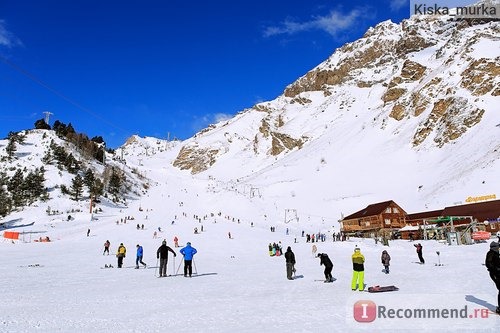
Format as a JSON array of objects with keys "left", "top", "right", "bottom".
[
  {"left": 284, "top": 246, "right": 296, "bottom": 280},
  {"left": 414, "top": 243, "right": 425, "bottom": 264},
  {"left": 116, "top": 243, "right": 126, "bottom": 268},
  {"left": 180, "top": 242, "right": 197, "bottom": 277},
  {"left": 485, "top": 241, "right": 500, "bottom": 314},
  {"left": 317, "top": 253, "right": 333, "bottom": 282},
  {"left": 351, "top": 246, "right": 365, "bottom": 291},
  {"left": 156, "top": 240, "right": 176, "bottom": 277},
  {"left": 103, "top": 240, "right": 110, "bottom": 255},
  {"left": 381, "top": 250, "right": 391, "bottom": 274},
  {"left": 135, "top": 244, "right": 147, "bottom": 269}
]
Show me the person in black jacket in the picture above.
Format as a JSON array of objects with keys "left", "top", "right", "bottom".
[
  {"left": 156, "top": 240, "right": 176, "bottom": 277},
  {"left": 485, "top": 241, "right": 500, "bottom": 314},
  {"left": 317, "top": 253, "right": 334, "bottom": 282},
  {"left": 414, "top": 243, "right": 425, "bottom": 264},
  {"left": 284, "top": 246, "right": 296, "bottom": 280}
]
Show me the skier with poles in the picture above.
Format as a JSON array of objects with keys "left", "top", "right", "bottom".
[
  {"left": 156, "top": 240, "right": 176, "bottom": 277},
  {"left": 180, "top": 242, "right": 197, "bottom": 277}
]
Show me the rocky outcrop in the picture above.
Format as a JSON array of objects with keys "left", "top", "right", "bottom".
[
  {"left": 173, "top": 145, "right": 220, "bottom": 174},
  {"left": 461, "top": 58, "right": 500, "bottom": 96},
  {"left": 270, "top": 132, "right": 304, "bottom": 156},
  {"left": 412, "top": 97, "right": 485, "bottom": 147}
]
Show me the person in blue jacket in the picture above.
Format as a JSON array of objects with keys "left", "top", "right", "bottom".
[
  {"left": 135, "top": 244, "right": 147, "bottom": 269},
  {"left": 180, "top": 242, "right": 197, "bottom": 277}
]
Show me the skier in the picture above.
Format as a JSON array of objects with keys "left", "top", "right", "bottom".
[
  {"left": 284, "top": 246, "right": 296, "bottom": 280},
  {"left": 135, "top": 244, "right": 147, "bottom": 269},
  {"left": 351, "top": 246, "right": 365, "bottom": 291},
  {"left": 268, "top": 243, "right": 273, "bottom": 256},
  {"left": 103, "top": 240, "right": 110, "bottom": 255},
  {"left": 414, "top": 243, "right": 425, "bottom": 264},
  {"left": 317, "top": 253, "right": 334, "bottom": 282},
  {"left": 156, "top": 240, "right": 176, "bottom": 277},
  {"left": 116, "top": 243, "right": 126, "bottom": 268},
  {"left": 180, "top": 242, "right": 197, "bottom": 277},
  {"left": 174, "top": 236, "right": 179, "bottom": 247},
  {"left": 381, "top": 250, "right": 391, "bottom": 274},
  {"left": 87, "top": 228, "right": 90, "bottom": 237},
  {"left": 485, "top": 241, "right": 500, "bottom": 314}
]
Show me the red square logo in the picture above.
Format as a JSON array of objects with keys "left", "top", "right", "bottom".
[{"left": 353, "top": 300, "right": 376, "bottom": 322}]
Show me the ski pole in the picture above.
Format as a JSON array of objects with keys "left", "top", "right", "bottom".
[
  {"left": 193, "top": 257, "right": 198, "bottom": 275},
  {"left": 173, "top": 256, "right": 176, "bottom": 276},
  {"left": 176, "top": 257, "right": 183, "bottom": 275},
  {"left": 155, "top": 258, "right": 159, "bottom": 277}
]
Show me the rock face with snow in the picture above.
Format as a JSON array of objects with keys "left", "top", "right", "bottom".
[{"left": 172, "top": 15, "right": 499, "bottom": 174}]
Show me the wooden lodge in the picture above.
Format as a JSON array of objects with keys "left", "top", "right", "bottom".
[
  {"left": 340, "top": 200, "right": 407, "bottom": 236},
  {"left": 340, "top": 198, "right": 500, "bottom": 241}
]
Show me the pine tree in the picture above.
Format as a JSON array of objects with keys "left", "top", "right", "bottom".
[
  {"left": 108, "top": 168, "right": 123, "bottom": 201},
  {"left": 83, "top": 169, "right": 95, "bottom": 190},
  {"left": 0, "top": 185, "right": 11, "bottom": 217},
  {"left": 91, "top": 178, "right": 104, "bottom": 200},
  {"left": 5, "top": 137, "right": 17, "bottom": 160},
  {"left": 70, "top": 174, "right": 84, "bottom": 201},
  {"left": 34, "top": 118, "right": 51, "bottom": 130},
  {"left": 8, "top": 169, "right": 25, "bottom": 207}
]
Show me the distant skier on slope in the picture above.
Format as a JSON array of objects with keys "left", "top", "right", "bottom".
[
  {"left": 317, "top": 253, "right": 334, "bottom": 283},
  {"left": 157, "top": 240, "right": 176, "bottom": 277},
  {"left": 180, "top": 242, "right": 197, "bottom": 277},
  {"left": 285, "top": 246, "right": 296, "bottom": 280},
  {"left": 485, "top": 241, "right": 500, "bottom": 314},
  {"left": 103, "top": 240, "right": 110, "bottom": 255}
]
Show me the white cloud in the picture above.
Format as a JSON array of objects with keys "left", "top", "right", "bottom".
[
  {"left": 263, "top": 7, "right": 370, "bottom": 38},
  {"left": 390, "top": 0, "right": 408, "bottom": 11},
  {"left": 192, "top": 113, "right": 234, "bottom": 133},
  {"left": 0, "top": 20, "right": 22, "bottom": 48}
]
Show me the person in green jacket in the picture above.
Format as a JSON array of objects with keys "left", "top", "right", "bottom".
[{"left": 351, "top": 246, "right": 365, "bottom": 291}]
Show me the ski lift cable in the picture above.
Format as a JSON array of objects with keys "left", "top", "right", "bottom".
[{"left": 0, "top": 54, "right": 131, "bottom": 134}]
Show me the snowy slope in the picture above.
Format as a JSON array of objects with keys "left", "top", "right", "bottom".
[{"left": 1, "top": 165, "right": 499, "bottom": 333}]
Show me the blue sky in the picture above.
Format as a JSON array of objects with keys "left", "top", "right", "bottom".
[{"left": 0, "top": 0, "right": 410, "bottom": 148}]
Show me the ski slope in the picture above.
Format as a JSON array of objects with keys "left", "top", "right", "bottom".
[{"left": 1, "top": 171, "right": 499, "bottom": 333}]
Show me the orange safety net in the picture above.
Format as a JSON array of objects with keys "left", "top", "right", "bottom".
[{"left": 3, "top": 231, "right": 20, "bottom": 240}]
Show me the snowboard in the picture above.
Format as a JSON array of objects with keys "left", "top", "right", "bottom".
[{"left": 367, "top": 285, "right": 399, "bottom": 293}]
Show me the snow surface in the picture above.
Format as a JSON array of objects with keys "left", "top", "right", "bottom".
[{"left": 1, "top": 158, "right": 499, "bottom": 333}]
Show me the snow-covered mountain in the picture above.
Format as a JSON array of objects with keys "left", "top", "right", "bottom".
[
  {"left": 164, "top": 13, "right": 499, "bottom": 219},
  {"left": 1, "top": 11, "right": 499, "bottom": 231}
]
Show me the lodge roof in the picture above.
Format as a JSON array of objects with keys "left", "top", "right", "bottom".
[
  {"left": 407, "top": 209, "right": 443, "bottom": 221},
  {"left": 343, "top": 200, "right": 395, "bottom": 220},
  {"left": 441, "top": 199, "right": 500, "bottom": 222}
]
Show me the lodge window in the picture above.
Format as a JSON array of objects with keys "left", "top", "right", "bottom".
[
  {"left": 365, "top": 222, "right": 370, "bottom": 226},
  {"left": 385, "top": 219, "right": 391, "bottom": 225},
  {"left": 492, "top": 223, "right": 496, "bottom": 230},
  {"left": 385, "top": 207, "right": 391, "bottom": 213},
  {"left": 393, "top": 207, "right": 399, "bottom": 213}
]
